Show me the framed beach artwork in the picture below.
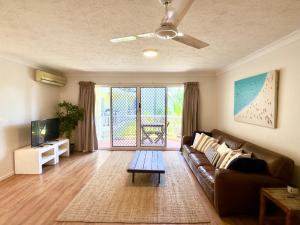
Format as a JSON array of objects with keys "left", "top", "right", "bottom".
[{"left": 234, "top": 70, "right": 279, "bottom": 128}]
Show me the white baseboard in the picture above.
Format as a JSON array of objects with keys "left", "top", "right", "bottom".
[{"left": 0, "top": 171, "right": 14, "bottom": 181}]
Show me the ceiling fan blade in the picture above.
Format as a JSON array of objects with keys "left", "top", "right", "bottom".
[
  {"left": 173, "top": 33, "right": 209, "bottom": 49},
  {"left": 136, "top": 32, "right": 156, "bottom": 39},
  {"left": 163, "top": 0, "right": 194, "bottom": 27},
  {"left": 110, "top": 36, "right": 136, "bottom": 43},
  {"left": 110, "top": 33, "right": 155, "bottom": 43}
]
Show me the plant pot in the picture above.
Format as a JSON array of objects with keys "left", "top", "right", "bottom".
[{"left": 69, "top": 143, "right": 75, "bottom": 154}]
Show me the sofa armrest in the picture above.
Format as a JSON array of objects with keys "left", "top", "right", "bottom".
[
  {"left": 182, "top": 136, "right": 193, "bottom": 146},
  {"left": 214, "top": 169, "right": 285, "bottom": 216}
]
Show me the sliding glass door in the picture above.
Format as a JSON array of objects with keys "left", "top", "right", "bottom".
[
  {"left": 140, "top": 87, "right": 166, "bottom": 147},
  {"left": 111, "top": 87, "right": 137, "bottom": 147},
  {"left": 95, "top": 85, "right": 183, "bottom": 149}
]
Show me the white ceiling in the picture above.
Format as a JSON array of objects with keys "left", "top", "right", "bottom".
[{"left": 0, "top": 0, "right": 300, "bottom": 73}]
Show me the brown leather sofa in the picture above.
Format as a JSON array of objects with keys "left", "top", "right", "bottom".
[{"left": 182, "top": 129, "right": 294, "bottom": 216}]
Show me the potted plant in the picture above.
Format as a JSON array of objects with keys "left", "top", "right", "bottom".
[{"left": 57, "top": 101, "right": 84, "bottom": 153}]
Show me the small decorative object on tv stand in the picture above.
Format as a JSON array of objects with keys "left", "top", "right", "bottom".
[{"left": 14, "top": 139, "right": 69, "bottom": 174}]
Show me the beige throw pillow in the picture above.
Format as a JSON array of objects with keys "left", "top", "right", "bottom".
[
  {"left": 191, "top": 133, "right": 202, "bottom": 148},
  {"left": 191, "top": 133, "right": 218, "bottom": 153},
  {"left": 215, "top": 143, "right": 232, "bottom": 168},
  {"left": 219, "top": 150, "right": 243, "bottom": 169}
]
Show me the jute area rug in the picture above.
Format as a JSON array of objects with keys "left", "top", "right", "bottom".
[{"left": 57, "top": 151, "right": 211, "bottom": 224}]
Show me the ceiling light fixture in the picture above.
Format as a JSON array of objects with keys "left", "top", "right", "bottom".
[{"left": 143, "top": 49, "right": 158, "bottom": 58}]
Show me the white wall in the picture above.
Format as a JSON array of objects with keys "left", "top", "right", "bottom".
[
  {"left": 60, "top": 72, "right": 217, "bottom": 140},
  {"left": 0, "top": 58, "right": 60, "bottom": 180},
  {"left": 216, "top": 35, "right": 300, "bottom": 186}
]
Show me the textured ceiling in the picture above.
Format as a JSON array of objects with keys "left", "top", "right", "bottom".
[{"left": 0, "top": 0, "right": 300, "bottom": 73}]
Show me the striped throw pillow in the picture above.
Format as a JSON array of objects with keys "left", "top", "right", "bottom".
[
  {"left": 204, "top": 147, "right": 220, "bottom": 166},
  {"left": 224, "top": 151, "right": 253, "bottom": 169},
  {"left": 215, "top": 143, "right": 232, "bottom": 168},
  {"left": 192, "top": 133, "right": 219, "bottom": 153},
  {"left": 219, "top": 150, "right": 242, "bottom": 169},
  {"left": 191, "top": 133, "right": 202, "bottom": 148}
]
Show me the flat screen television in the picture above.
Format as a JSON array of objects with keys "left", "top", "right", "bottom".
[{"left": 31, "top": 118, "right": 60, "bottom": 147}]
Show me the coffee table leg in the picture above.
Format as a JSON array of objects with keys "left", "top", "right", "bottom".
[
  {"left": 158, "top": 173, "right": 160, "bottom": 184},
  {"left": 132, "top": 173, "right": 135, "bottom": 183}
]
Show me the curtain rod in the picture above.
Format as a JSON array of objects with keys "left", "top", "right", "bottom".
[{"left": 93, "top": 83, "right": 186, "bottom": 86}]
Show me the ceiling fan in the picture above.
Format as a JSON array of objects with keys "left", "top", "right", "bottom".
[{"left": 110, "top": 0, "right": 209, "bottom": 49}]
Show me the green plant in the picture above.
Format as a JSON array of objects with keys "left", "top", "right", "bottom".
[{"left": 56, "top": 101, "right": 84, "bottom": 139}]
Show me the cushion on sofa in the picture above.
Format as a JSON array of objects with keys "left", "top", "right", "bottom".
[
  {"left": 189, "top": 153, "right": 212, "bottom": 167},
  {"left": 204, "top": 147, "right": 220, "bottom": 166},
  {"left": 191, "top": 133, "right": 219, "bottom": 153},
  {"left": 242, "top": 142, "right": 294, "bottom": 182},
  {"left": 211, "top": 129, "right": 245, "bottom": 150},
  {"left": 219, "top": 150, "right": 243, "bottom": 169},
  {"left": 198, "top": 166, "right": 215, "bottom": 188},
  {"left": 182, "top": 145, "right": 198, "bottom": 155},
  {"left": 215, "top": 143, "right": 232, "bottom": 168},
  {"left": 227, "top": 157, "right": 267, "bottom": 173},
  {"left": 191, "top": 130, "right": 212, "bottom": 141}
]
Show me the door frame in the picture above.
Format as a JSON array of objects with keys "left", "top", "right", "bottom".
[{"left": 96, "top": 84, "right": 183, "bottom": 151}]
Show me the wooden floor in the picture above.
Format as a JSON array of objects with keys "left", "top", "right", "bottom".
[{"left": 0, "top": 151, "right": 259, "bottom": 225}]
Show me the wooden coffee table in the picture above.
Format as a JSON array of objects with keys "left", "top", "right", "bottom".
[{"left": 127, "top": 150, "right": 165, "bottom": 184}]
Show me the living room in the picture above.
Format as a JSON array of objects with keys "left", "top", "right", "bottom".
[{"left": 0, "top": 1, "right": 300, "bottom": 225}]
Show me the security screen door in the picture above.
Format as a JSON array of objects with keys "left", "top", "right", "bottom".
[
  {"left": 140, "top": 87, "right": 166, "bottom": 147},
  {"left": 111, "top": 87, "right": 137, "bottom": 147},
  {"left": 111, "top": 87, "right": 166, "bottom": 147}
]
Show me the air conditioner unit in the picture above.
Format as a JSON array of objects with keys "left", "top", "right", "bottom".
[{"left": 35, "top": 70, "right": 67, "bottom": 87}]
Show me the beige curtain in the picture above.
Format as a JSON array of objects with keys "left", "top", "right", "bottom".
[
  {"left": 78, "top": 81, "right": 98, "bottom": 152},
  {"left": 182, "top": 82, "right": 200, "bottom": 136}
]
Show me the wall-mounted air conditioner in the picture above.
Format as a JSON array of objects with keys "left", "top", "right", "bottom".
[{"left": 35, "top": 70, "right": 67, "bottom": 87}]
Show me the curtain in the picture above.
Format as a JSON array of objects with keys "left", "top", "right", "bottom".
[
  {"left": 78, "top": 81, "right": 98, "bottom": 152},
  {"left": 182, "top": 82, "right": 200, "bottom": 136}
]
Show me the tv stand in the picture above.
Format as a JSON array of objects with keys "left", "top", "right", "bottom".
[{"left": 14, "top": 139, "right": 69, "bottom": 174}]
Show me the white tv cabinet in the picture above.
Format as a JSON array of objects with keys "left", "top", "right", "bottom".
[{"left": 14, "top": 139, "right": 70, "bottom": 174}]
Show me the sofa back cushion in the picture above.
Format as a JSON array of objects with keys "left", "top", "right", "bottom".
[
  {"left": 241, "top": 142, "right": 294, "bottom": 182},
  {"left": 211, "top": 129, "right": 245, "bottom": 150}
]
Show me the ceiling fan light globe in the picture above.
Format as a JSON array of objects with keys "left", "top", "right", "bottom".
[{"left": 155, "top": 23, "right": 178, "bottom": 39}]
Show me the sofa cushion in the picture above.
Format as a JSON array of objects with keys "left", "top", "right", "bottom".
[
  {"left": 189, "top": 153, "right": 212, "bottom": 167},
  {"left": 242, "top": 142, "right": 294, "bottom": 182},
  {"left": 198, "top": 166, "right": 216, "bottom": 188},
  {"left": 211, "top": 129, "right": 245, "bottom": 150},
  {"left": 182, "top": 145, "right": 197, "bottom": 155},
  {"left": 227, "top": 157, "right": 267, "bottom": 173}
]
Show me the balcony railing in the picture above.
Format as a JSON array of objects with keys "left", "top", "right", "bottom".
[{"left": 95, "top": 114, "right": 182, "bottom": 148}]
